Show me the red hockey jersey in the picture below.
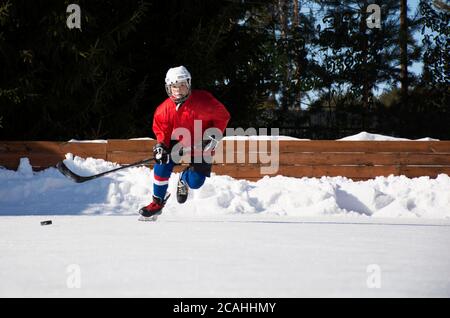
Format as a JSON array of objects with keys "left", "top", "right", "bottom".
[{"left": 153, "top": 90, "right": 230, "bottom": 148}]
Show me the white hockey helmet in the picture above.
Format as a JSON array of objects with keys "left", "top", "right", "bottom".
[{"left": 165, "top": 66, "right": 192, "bottom": 102}]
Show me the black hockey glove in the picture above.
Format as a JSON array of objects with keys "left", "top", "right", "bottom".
[{"left": 153, "top": 143, "right": 170, "bottom": 164}]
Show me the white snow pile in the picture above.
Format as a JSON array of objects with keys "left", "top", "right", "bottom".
[
  {"left": 66, "top": 131, "right": 439, "bottom": 143},
  {"left": 67, "top": 139, "right": 108, "bottom": 143},
  {"left": 339, "top": 131, "right": 439, "bottom": 141},
  {"left": 68, "top": 137, "right": 156, "bottom": 142},
  {"left": 224, "top": 131, "right": 439, "bottom": 141},
  {"left": 0, "top": 153, "right": 449, "bottom": 218},
  {"left": 223, "top": 135, "right": 306, "bottom": 141}
]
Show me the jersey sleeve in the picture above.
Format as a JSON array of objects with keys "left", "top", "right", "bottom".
[
  {"left": 206, "top": 92, "right": 230, "bottom": 134},
  {"left": 152, "top": 103, "right": 172, "bottom": 147}
]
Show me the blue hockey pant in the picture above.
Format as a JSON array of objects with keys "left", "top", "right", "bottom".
[{"left": 152, "top": 161, "right": 207, "bottom": 199}]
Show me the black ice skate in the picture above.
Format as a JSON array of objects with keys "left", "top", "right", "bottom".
[
  {"left": 177, "top": 173, "right": 189, "bottom": 204},
  {"left": 138, "top": 194, "right": 170, "bottom": 221}
]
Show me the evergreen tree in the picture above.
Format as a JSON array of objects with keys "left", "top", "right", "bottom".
[
  {"left": 0, "top": 0, "right": 149, "bottom": 139},
  {"left": 0, "top": 0, "right": 448, "bottom": 140},
  {"left": 419, "top": 0, "right": 449, "bottom": 88},
  {"left": 0, "top": 0, "right": 264, "bottom": 139}
]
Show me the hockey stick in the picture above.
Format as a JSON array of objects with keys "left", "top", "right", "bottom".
[
  {"left": 56, "top": 157, "right": 154, "bottom": 183},
  {"left": 56, "top": 139, "right": 218, "bottom": 183}
]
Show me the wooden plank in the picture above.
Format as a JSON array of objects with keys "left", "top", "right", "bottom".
[
  {"left": 58, "top": 142, "right": 107, "bottom": 158},
  {"left": 222, "top": 175, "right": 369, "bottom": 182},
  {"left": 104, "top": 151, "right": 450, "bottom": 166},
  {"left": 106, "top": 152, "right": 195, "bottom": 165},
  {"left": 0, "top": 153, "right": 63, "bottom": 170},
  {"left": 215, "top": 140, "right": 450, "bottom": 155},
  {"left": 217, "top": 140, "right": 450, "bottom": 153},
  {"left": 398, "top": 166, "right": 450, "bottom": 178},
  {"left": 275, "top": 140, "right": 450, "bottom": 153},
  {"left": 211, "top": 164, "right": 450, "bottom": 179},
  {"left": 108, "top": 139, "right": 450, "bottom": 154},
  {"left": 0, "top": 141, "right": 62, "bottom": 153},
  {"left": 107, "top": 139, "right": 156, "bottom": 153},
  {"left": 242, "top": 152, "right": 450, "bottom": 166},
  {"left": 27, "top": 156, "right": 62, "bottom": 168},
  {"left": 0, "top": 156, "right": 20, "bottom": 169},
  {"left": 107, "top": 152, "right": 152, "bottom": 164},
  {"left": 211, "top": 165, "right": 397, "bottom": 178},
  {"left": 0, "top": 141, "right": 106, "bottom": 158}
]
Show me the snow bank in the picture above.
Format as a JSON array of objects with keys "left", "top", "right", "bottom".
[
  {"left": 223, "top": 136, "right": 307, "bottom": 141},
  {"left": 65, "top": 132, "right": 439, "bottom": 143},
  {"left": 338, "top": 131, "right": 440, "bottom": 141},
  {"left": 0, "top": 155, "right": 449, "bottom": 219},
  {"left": 67, "top": 139, "right": 108, "bottom": 143},
  {"left": 16, "top": 158, "right": 33, "bottom": 177},
  {"left": 128, "top": 137, "right": 155, "bottom": 140}
]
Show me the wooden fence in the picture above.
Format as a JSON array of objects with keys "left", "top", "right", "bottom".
[{"left": 1, "top": 140, "right": 450, "bottom": 181}]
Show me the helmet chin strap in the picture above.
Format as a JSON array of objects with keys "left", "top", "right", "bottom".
[{"left": 172, "top": 92, "right": 191, "bottom": 110}]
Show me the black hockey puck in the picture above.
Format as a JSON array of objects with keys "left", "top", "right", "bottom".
[{"left": 40, "top": 220, "right": 52, "bottom": 226}]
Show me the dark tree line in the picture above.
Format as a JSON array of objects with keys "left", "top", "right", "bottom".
[{"left": 0, "top": 0, "right": 448, "bottom": 140}]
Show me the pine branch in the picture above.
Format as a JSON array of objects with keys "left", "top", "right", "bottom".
[
  {"left": 0, "top": 1, "right": 11, "bottom": 25},
  {"left": 433, "top": 0, "right": 450, "bottom": 12}
]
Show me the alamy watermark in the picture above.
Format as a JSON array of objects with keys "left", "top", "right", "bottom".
[
  {"left": 66, "top": 4, "right": 81, "bottom": 30},
  {"left": 366, "top": 264, "right": 381, "bottom": 289},
  {"left": 367, "top": 4, "right": 381, "bottom": 29},
  {"left": 169, "top": 121, "right": 280, "bottom": 175},
  {"left": 66, "top": 3, "right": 380, "bottom": 31},
  {"left": 66, "top": 264, "right": 81, "bottom": 289}
]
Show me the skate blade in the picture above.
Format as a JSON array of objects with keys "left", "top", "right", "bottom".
[{"left": 138, "top": 215, "right": 158, "bottom": 222}]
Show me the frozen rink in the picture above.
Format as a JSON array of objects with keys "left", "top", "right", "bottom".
[{"left": 1, "top": 215, "right": 449, "bottom": 297}]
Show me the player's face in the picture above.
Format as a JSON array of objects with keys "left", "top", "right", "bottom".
[{"left": 170, "top": 82, "right": 189, "bottom": 99}]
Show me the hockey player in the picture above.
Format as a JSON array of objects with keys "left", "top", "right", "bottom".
[{"left": 139, "top": 66, "right": 230, "bottom": 218}]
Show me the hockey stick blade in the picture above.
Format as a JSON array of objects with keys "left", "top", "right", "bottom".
[
  {"left": 56, "top": 161, "right": 94, "bottom": 183},
  {"left": 56, "top": 157, "right": 155, "bottom": 183}
]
